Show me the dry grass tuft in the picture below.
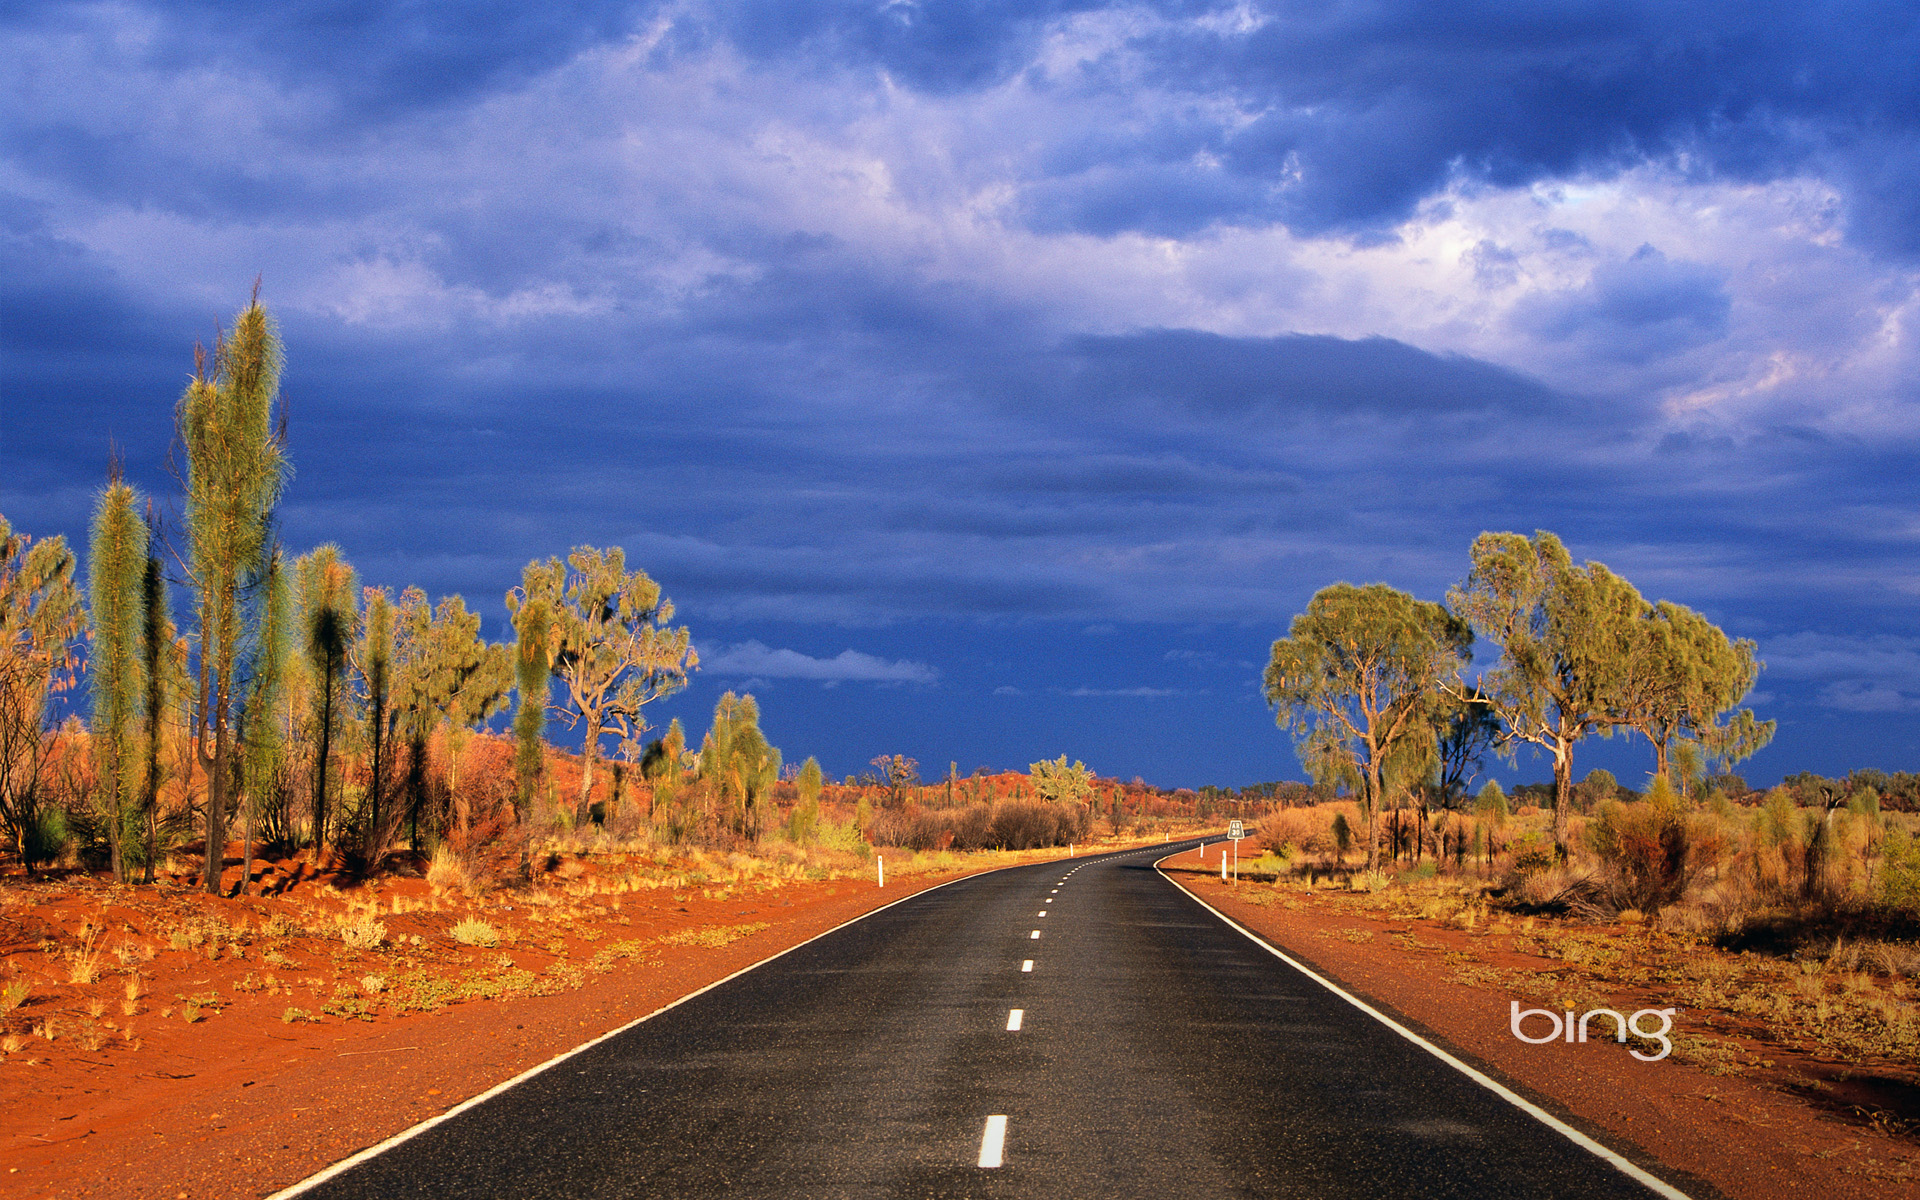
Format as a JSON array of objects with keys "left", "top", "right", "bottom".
[{"left": 450, "top": 917, "right": 499, "bottom": 948}]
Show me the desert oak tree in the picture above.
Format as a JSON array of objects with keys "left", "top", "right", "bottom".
[{"left": 1264, "top": 583, "right": 1470, "bottom": 872}]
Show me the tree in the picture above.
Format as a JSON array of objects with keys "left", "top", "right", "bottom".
[
  {"left": 510, "top": 594, "right": 551, "bottom": 835},
  {"left": 1432, "top": 691, "right": 1501, "bottom": 809},
  {"left": 136, "top": 530, "right": 176, "bottom": 882},
  {"left": 176, "top": 294, "right": 290, "bottom": 892},
  {"left": 1029, "top": 755, "right": 1094, "bottom": 806},
  {"left": 699, "top": 691, "right": 780, "bottom": 839},
  {"left": 641, "top": 717, "right": 687, "bottom": 816},
  {"left": 1620, "top": 599, "right": 1774, "bottom": 784},
  {"left": 353, "top": 587, "right": 396, "bottom": 860},
  {"left": 1264, "top": 582, "right": 1470, "bottom": 871},
  {"left": 387, "top": 589, "right": 511, "bottom": 849},
  {"left": 0, "top": 518, "right": 86, "bottom": 872},
  {"left": 88, "top": 481, "right": 148, "bottom": 883},
  {"left": 870, "top": 754, "right": 919, "bottom": 808},
  {"left": 506, "top": 547, "right": 695, "bottom": 829},
  {"left": 1448, "top": 531, "right": 1645, "bottom": 861},
  {"left": 236, "top": 549, "right": 289, "bottom": 893},
  {"left": 293, "top": 545, "right": 356, "bottom": 853},
  {"left": 788, "top": 755, "right": 824, "bottom": 842}
]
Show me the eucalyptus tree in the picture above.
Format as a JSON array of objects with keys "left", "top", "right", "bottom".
[
  {"left": 176, "top": 296, "right": 291, "bottom": 892},
  {"left": 0, "top": 518, "right": 86, "bottom": 872},
  {"left": 1621, "top": 599, "right": 1774, "bottom": 784},
  {"left": 89, "top": 480, "right": 148, "bottom": 881},
  {"left": 294, "top": 545, "right": 356, "bottom": 852},
  {"left": 1448, "top": 531, "right": 1645, "bottom": 860},
  {"left": 506, "top": 547, "right": 695, "bottom": 828},
  {"left": 699, "top": 691, "right": 780, "bottom": 839},
  {"left": 1264, "top": 582, "right": 1470, "bottom": 871}
]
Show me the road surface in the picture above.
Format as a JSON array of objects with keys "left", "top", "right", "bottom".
[{"left": 281, "top": 841, "right": 1700, "bottom": 1199}]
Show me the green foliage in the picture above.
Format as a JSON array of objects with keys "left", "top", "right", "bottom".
[
  {"left": 294, "top": 544, "right": 356, "bottom": 851},
  {"left": 510, "top": 597, "right": 551, "bottom": 824},
  {"left": 1449, "top": 530, "right": 1646, "bottom": 856},
  {"left": 1757, "top": 786, "right": 1799, "bottom": 847},
  {"left": 0, "top": 517, "right": 85, "bottom": 873},
  {"left": 1029, "top": 755, "right": 1094, "bottom": 805},
  {"left": 1474, "top": 780, "right": 1509, "bottom": 827},
  {"left": 88, "top": 481, "right": 147, "bottom": 881},
  {"left": 508, "top": 547, "right": 695, "bottom": 827},
  {"left": 699, "top": 691, "right": 780, "bottom": 840},
  {"left": 240, "top": 549, "right": 292, "bottom": 854},
  {"left": 1879, "top": 828, "right": 1920, "bottom": 913},
  {"left": 787, "top": 755, "right": 824, "bottom": 842},
  {"left": 177, "top": 295, "right": 290, "bottom": 891},
  {"left": 1265, "top": 582, "right": 1470, "bottom": 869},
  {"left": 1330, "top": 811, "right": 1352, "bottom": 858},
  {"left": 1622, "top": 600, "right": 1775, "bottom": 780}
]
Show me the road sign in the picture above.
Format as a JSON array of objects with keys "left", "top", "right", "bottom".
[{"left": 1228, "top": 819, "right": 1244, "bottom": 840}]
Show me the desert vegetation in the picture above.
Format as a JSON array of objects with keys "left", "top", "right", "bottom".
[{"left": 0, "top": 294, "right": 1213, "bottom": 902}]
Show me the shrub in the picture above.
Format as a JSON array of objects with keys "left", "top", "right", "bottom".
[
  {"left": 450, "top": 918, "right": 499, "bottom": 948},
  {"left": 1880, "top": 828, "right": 1920, "bottom": 913},
  {"left": 1585, "top": 784, "right": 1726, "bottom": 914},
  {"left": 338, "top": 915, "right": 387, "bottom": 951},
  {"left": 426, "top": 843, "right": 476, "bottom": 893}
]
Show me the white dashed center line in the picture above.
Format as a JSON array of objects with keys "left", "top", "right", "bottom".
[
  {"left": 1030, "top": 930, "right": 1041, "bottom": 939},
  {"left": 978, "top": 1115, "right": 1008, "bottom": 1168},
  {"left": 1006, "top": 1008, "right": 1024, "bottom": 1031},
  {"left": 1038, "top": 910, "right": 1047, "bottom": 917},
  {"left": 1021, "top": 959, "right": 1033, "bottom": 972}
]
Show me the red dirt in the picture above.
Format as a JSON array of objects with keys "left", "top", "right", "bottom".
[
  {"left": 1161, "top": 846, "right": 1920, "bottom": 1200},
  {"left": 0, "top": 850, "right": 1018, "bottom": 1200}
]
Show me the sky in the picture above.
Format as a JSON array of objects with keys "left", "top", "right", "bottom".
[{"left": 5, "top": 0, "right": 1920, "bottom": 790}]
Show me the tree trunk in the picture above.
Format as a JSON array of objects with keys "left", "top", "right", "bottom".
[
  {"left": 238, "top": 786, "right": 254, "bottom": 897},
  {"left": 313, "top": 675, "right": 333, "bottom": 854},
  {"left": 1551, "top": 734, "right": 1574, "bottom": 861},
  {"left": 575, "top": 717, "right": 600, "bottom": 828},
  {"left": 203, "top": 702, "right": 228, "bottom": 894},
  {"left": 1364, "top": 761, "right": 1383, "bottom": 872}
]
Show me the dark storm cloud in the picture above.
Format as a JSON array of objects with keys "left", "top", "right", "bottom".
[
  {"left": 1519, "top": 246, "right": 1732, "bottom": 363},
  {"left": 5, "top": 0, "right": 667, "bottom": 115},
  {"left": 1062, "top": 329, "right": 1567, "bottom": 420}
]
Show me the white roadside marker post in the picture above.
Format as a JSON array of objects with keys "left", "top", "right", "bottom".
[
  {"left": 877, "top": 856, "right": 884, "bottom": 888},
  {"left": 1221, "top": 853, "right": 1227, "bottom": 882}
]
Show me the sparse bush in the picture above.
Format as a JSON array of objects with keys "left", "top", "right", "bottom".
[
  {"left": 1586, "top": 780, "right": 1727, "bottom": 915},
  {"left": 450, "top": 918, "right": 499, "bottom": 948},
  {"left": 338, "top": 914, "right": 387, "bottom": 950},
  {"left": 1880, "top": 827, "right": 1920, "bottom": 913},
  {"left": 427, "top": 843, "right": 477, "bottom": 893}
]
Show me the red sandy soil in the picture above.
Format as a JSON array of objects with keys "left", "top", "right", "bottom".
[
  {"left": 0, "top": 846, "right": 1050, "bottom": 1200},
  {"left": 1160, "top": 845, "right": 1920, "bottom": 1200}
]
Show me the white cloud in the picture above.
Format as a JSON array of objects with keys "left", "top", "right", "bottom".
[{"left": 699, "top": 639, "right": 937, "bottom": 685}]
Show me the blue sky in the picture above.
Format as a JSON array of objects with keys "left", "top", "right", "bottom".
[{"left": 5, "top": 1, "right": 1919, "bottom": 789}]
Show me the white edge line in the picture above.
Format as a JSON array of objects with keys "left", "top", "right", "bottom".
[
  {"left": 266, "top": 860, "right": 1037, "bottom": 1200},
  {"left": 1152, "top": 849, "right": 1693, "bottom": 1200}
]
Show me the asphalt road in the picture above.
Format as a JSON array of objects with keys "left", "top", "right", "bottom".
[{"left": 282, "top": 841, "right": 1698, "bottom": 1200}]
